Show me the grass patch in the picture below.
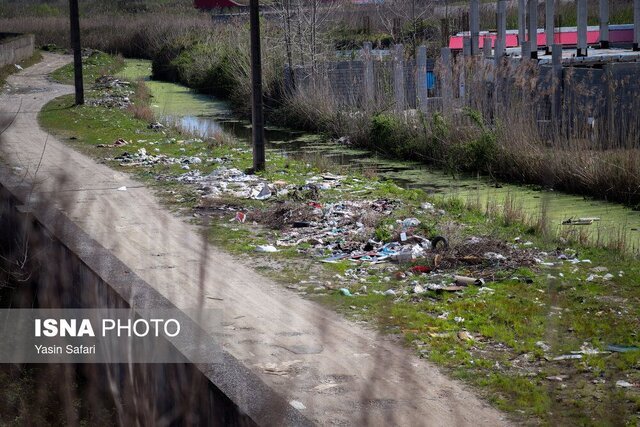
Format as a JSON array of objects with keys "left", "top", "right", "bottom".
[{"left": 50, "top": 51, "right": 124, "bottom": 86}]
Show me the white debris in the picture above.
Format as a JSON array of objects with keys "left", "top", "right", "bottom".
[
  {"left": 117, "top": 186, "right": 127, "bottom": 191},
  {"left": 616, "top": 380, "right": 634, "bottom": 388},
  {"left": 289, "top": 400, "right": 306, "bottom": 410},
  {"left": 255, "top": 245, "right": 279, "bottom": 253}
]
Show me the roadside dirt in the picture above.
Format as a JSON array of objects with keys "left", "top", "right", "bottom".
[{"left": 0, "top": 53, "right": 510, "bottom": 426}]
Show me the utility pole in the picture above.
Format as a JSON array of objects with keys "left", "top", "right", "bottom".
[
  {"left": 69, "top": 0, "right": 84, "bottom": 105},
  {"left": 250, "top": 0, "right": 266, "bottom": 172}
]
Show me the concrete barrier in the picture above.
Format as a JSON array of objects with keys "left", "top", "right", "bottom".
[
  {"left": 0, "top": 168, "right": 312, "bottom": 426},
  {"left": 0, "top": 33, "right": 35, "bottom": 68}
]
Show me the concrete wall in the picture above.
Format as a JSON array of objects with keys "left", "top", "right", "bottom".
[
  {"left": 0, "top": 33, "right": 35, "bottom": 68},
  {"left": 0, "top": 170, "right": 312, "bottom": 427}
]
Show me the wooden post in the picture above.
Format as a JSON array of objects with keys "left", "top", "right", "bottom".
[
  {"left": 363, "top": 42, "right": 374, "bottom": 106},
  {"left": 416, "top": 45, "right": 428, "bottom": 114},
  {"left": 393, "top": 44, "right": 405, "bottom": 113},
  {"left": 68, "top": 0, "right": 84, "bottom": 106}
]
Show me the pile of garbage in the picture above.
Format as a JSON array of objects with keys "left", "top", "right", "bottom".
[
  {"left": 177, "top": 167, "right": 275, "bottom": 200},
  {"left": 87, "top": 76, "right": 133, "bottom": 109},
  {"left": 93, "top": 75, "right": 131, "bottom": 90},
  {"left": 110, "top": 148, "right": 204, "bottom": 168}
]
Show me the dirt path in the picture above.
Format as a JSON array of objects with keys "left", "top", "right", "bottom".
[{"left": 0, "top": 53, "right": 509, "bottom": 426}]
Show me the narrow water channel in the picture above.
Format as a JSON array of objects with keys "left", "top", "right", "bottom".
[{"left": 119, "top": 60, "right": 640, "bottom": 252}]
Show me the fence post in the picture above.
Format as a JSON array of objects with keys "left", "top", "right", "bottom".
[
  {"left": 552, "top": 44, "right": 563, "bottom": 126},
  {"left": 363, "top": 41, "right": 374, "bottom": 107},
  {"left": 495, "top": 0, "right": 507, "bottom": 62},
  {"left": 577, "top": 0, "right": 588, "bottom": 56},
  {"left": 463, "top": 36, "right": 472, "bottom": 57},
  {"left": 518, "top": 0, "right": 526, "bottom": 49},
  {"left": 440, "top": 47, "right": 452, "bottom": 111},
  {"left": 634, "top": 0, "right": 640, "bottom": 51},
  {"left": 393, "top": 44, "right": 405, "bottom": 113},
  {"left": 545, "top": 0, "right": 555, "bottom": 54},
  {"left": 599, "top": 0, "right": 609, "bottom": 48},
  {"left": 483, "top": 36, "right": 492, "bottom": 58},
  {"left": 416, "top": 45, "right": 428, "bottom": 114},
  {"left": 470, "top": 0, "right": 480, "bottom": 55},
  {"left": 528, "top": 0, "right": 538, "bottom": 59}
]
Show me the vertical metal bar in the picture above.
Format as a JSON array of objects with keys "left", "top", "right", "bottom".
[
  {"left": 69, "top": 0, "right": 84, "bottom": 106},
  {"left": 600, "top": 0, "right": 609, "bottom": 48},
  {"left": 545, "top": 0, "right": 555, "bottom": 54},
  {"left": 250, "top": 0, "right": 265, "bottom": 171}
]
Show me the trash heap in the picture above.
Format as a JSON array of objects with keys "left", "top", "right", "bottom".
[
  {"left": 111, "top": 148, "right": 204, "bottom": 168},
  {"left": 87, "top": 76, "right": 133, "bottom": 109},
  {"left": 271, "top": 201, "right": 441, "bottom": 265},
  {"left": 177, "top": 167, "right": 277, "bottom": 200}
]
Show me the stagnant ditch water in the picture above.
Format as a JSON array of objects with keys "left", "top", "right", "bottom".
[{"left": 119, "top": 60, "right": 640, "bottom": 252}]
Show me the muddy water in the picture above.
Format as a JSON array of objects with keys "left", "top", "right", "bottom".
[{"left": 119, "top": 60, "right": 640, "bottom": 252}]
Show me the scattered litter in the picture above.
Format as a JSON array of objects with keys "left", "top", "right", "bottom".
[
  {"left": 313, "top": 383, "right": 338, "bottom": 392},
  {"left": 117, "top": 186, "right": 127, "bottom": 191},
  {"left": 97, "top": 138, "right": 128, "bottom": 148},
  {"left": 606, "top": 345, "right": 640, "bottom": 353},
  {"left": 546, "top": 375, "right": 568, "bottom": 382},
  {"left": 410, "top": 265, "right": 432, "bottom": 274},
  {"left": 339, "top": 288, "right": 353, "bottom": 297},
  {"left": 616, "top": 380, "right": 634, "bottom": 388},
  {"left": 457, "top": 331, "right": 474, "bottom": 341},
  {"left": 255, "top": 245, "right": 279, "bottom": 253},
  {"left": 552, "top": 354, "right": 583, "bottom": 361},
  {"left": 536, "top": 341, "right": 551, "bottom": 352},
  {"left": 148, "top": 122, "right": 165, "bottom": 130},
  {"left": 289, "top": 400, "right": 306, "bottom": 410},
  {"left": 233, "top": 212, "right": 247, "bottom": 223},
  {"left": 14, "top": 64, "right": 23, "bottom": 70},
  {"left": 454, "top": 316, "right": 465, "bottom": 323},
  {"left": 454, "top": 275, "right": 485, "bottom": 286},
  {"left": 412, "top": 284, "right": 425, "bottom": 294}
]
